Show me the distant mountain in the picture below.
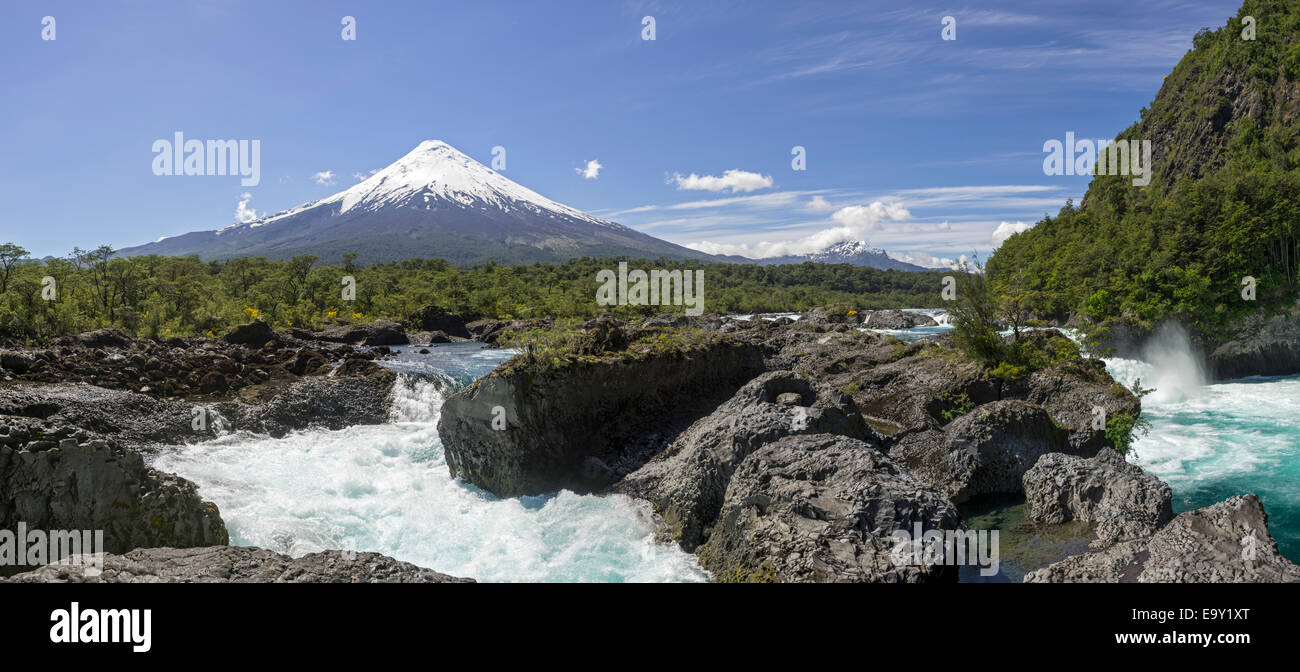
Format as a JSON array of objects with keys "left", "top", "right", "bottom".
[
  {"left": 119, "top": 140, "right": 718, "bottom": 266},
  {"left": 717, "top": 241, "right": 930, "bottom": 271}
]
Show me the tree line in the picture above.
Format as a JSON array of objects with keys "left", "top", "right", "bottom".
[{"left": 0, "top": 244, "right": 951, "bottom": 342}]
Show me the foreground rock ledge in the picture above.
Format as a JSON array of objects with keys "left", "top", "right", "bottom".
[
  {"left": 1024, "top": 495, "right": 1300, "bottom": 583},
  {"left": 614, "top": 371, "right": 874, "bottom": 551},
  {"left": 8, "top": 546, "right": 474, "bottom": 583},
  {"left": 1022, "top": 448, "right": 1173, "bottom": 546},
  {"left": 0, "top": 437, "right": 229, "bottom": 553},
  {"left": 695, "top": 433, "right": 961, "bottom": 583}
]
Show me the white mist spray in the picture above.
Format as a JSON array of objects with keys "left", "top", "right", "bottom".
[{"left": 1137, "top": 322, "right": 1206, "bottom": 403}]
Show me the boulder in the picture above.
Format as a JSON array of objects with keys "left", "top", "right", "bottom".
[
  {"left": 406, "top": 305, "right": 471, "bottom": 339},
  {"left": 409, "top": 331, "right": 453, "bottom": 346},
  {"left": 0, "top": 437, "right": 229, "bottom": 555},
  {"left": 695, "top": 433, "right": 961, "bottom": 583},
  {"left": 802, "top": 307, "right": 855, "bottom": 326},
  {"left": 862, "top": 310, "right": 938, "bottom": 329},
  {"left": 614, "top": 371, "right": 873, "bottom": 550},
  {"left": 318, "top": 319, "right": 409, "bottom": 346},
  {"left": 284, "top": 348, "right": 331, "bottom": 376},
  {"left": 1023, "top": 358, "right": 1143, "bottom": 454},
  {"left": 222, "top": 320, "right": 278, "bottom": 347},
  {"left": 8, "top": 546, "right": 472, "bottom": 583},
  {"left": 0, "top": 350, "right": 34, "bottom": 374},
  {"left": 334, "top": 357, "right": 398, "bottom": 384},
  {"left": 1025, "top": 495, "right": 1300, "bottom": 582},
  {"left": 1022, "top": 448, "right": 1173, "bottom": 546},
  {"left": 891, "top": 400, "right": 1071, "bottom": 503}
]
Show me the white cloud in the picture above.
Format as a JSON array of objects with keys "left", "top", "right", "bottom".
[
  {"left": 353, "top": 169, "right": 378, "bottom": 182},
  {"left": 894, "top": 251, "right": 968, "bottom": 270},
  {"left": 577, "top": 159, "right": 602, "bottom": 180},
  {"left": 830, "top": 202, "right": 910, "bottom": 229},
  {"left": 234, "top": 192, "right": 258, "bottom": 223},
  {"left": 991, "top": 220, "right": 1033, "bottom": 247},
  {"left": 685, "top": 200, "right": 909, "bottom": 258},
  {"left": 312, "top": 170, "right": 336, "bottom": 185},
  {"left": 806, "top": 195, "right": 835, "bottom": 211},
  {"left": 672, "top": 169, "right": 773, "bottom": 193},
  {"left": 938, "top": 221, "right": 951, "bottom": 230}
]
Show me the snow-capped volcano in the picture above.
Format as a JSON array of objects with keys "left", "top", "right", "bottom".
[{"left": 122, "top": 140, "right": 713, "bottom": 265}]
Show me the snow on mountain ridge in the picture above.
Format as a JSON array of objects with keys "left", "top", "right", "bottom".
[
  {"left": 219, "top": 140, "right": 623, "bottom": 235},
  {"left": 807, "top": 240, "right": 887, "bottom": 260}
]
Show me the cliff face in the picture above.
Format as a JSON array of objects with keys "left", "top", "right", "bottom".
[{"left": 438, "top": 340, "right": 765, "bottom": 497}]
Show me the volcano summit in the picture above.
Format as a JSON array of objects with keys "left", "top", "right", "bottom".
[{"left": 120, "top": 140, "right": 716, "bottom": 266}]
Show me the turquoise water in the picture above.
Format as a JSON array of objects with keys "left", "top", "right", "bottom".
[
  {"left": 150, "top": 343, "right": 709, "bottom": 582},
  {"left": 891, "top": 314, "right": 1300, "bottom": 564},
  {"left": 1104, "top": 358, "right": 1300, "bottom": 563}
]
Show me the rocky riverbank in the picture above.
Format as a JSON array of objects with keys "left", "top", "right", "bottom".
[
  {"left": 4, "top": 307, "right": 1295, "bottom": 583},
  {"left": 0, "top": 314, "right": 487, "bottom": 583},
  {"left": 6, "top": 546, "right": 473, "bottom": 583},
  {"left": 438, "top": 312, "right": 1298, "bottom": 582}
]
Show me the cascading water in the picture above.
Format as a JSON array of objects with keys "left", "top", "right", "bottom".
[
  {"left": 148, "top": 344, "right": 709, "bottom": 582},
  {"left": 1096, "top": 323, "right": 1300, "bottom": 562}
]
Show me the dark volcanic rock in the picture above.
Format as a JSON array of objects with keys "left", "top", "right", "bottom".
[
  {"left": 409, "top": 331, "right": 454, "bottom": 346},
  {"left": 215, "top": 373, "right": 395, "bottom": 438},
  {"left": 284, "top": 348, "right": 331, "bottom": 376},
  {"left": 318, "top": 319, "right": 409, "bottom": 346},
  {"left": 0, "top": 383, "right": 214, "bottom": 446},
  {"left": 333, "top": 357, "right": 398, "bottom": 384},
  {"left": 407, "top": 305, "right": 471, "bottom": 339},
  {"left": 55, "top": 328, "right": 134, "bottom": 349},
  {"left": 9, "top": 546, "right": 472, "bottom": 583},
  {"left": 759, "top": 329, "right": 994, "bottom": 435},
  {"left": 862, "top": 309, "right": 938, "bottom": 329},
  {"left": 1, "top": 329, "right": 360, "bottom": 400},
  {"left": 1025, "top": 495, "right": 1300, "bottom": 582},
  {"left": 891, "top": 400, "right": 1071, "bottom": 503},
  {"left": 465, "top": 318, "right": 553, "bottom": 345},
  {"left": 0, "top": 437, "right": 228, "bottom": 555},
  {"left": 222, "top": 320, "right": 278, "bottom": 347},
  {"left": 0, "top": 350, "right": 34, "bottom": 374},
  {"left": 1023, "top": 448, "right": 1173, "bottom": 546},
  {"left": 1208, "top": 298, "right": 1300, "bottom": 379},
  {"left": 1023, "top": 358, "right": 1142, "bottom": 454},
  {"left": 694, "top": 433, "right": 961, "bottom": 583},
  {"left": 438, "top": 339, "right": 764, "bottom": 497},
  {"left": 613, "top": 371, "right": 873, "bottom": 550}
]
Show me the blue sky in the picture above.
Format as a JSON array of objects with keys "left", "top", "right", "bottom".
[{"left": 0, "top": 0, "right": 1245, "bottom": 266}]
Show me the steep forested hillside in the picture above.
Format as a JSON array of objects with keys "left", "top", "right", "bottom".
[{"left": 989, "top": 0, "right": 1300, "bottom": 340}]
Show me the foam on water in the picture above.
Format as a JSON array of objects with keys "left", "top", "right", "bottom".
[
  {"left": 149, "top": 345, "right": 709, "bottom": 582},
  {"left": 1096, "top": 326, "right": 1300, "bottom": 561}
]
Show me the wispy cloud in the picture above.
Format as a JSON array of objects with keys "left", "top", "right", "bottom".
[{"left": 312, "top": 170, "right": 336, "bottom": 186}]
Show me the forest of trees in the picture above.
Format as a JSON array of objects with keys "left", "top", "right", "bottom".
[
  {"left": 0, "top": 243, "right": 950, "bottom": 342},
  {"left": 988, "top": 3, "right": 1300, "bottom": 339}
]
